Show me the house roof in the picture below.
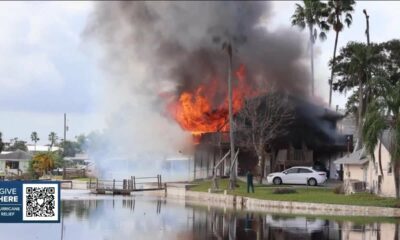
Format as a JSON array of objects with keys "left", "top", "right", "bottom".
[
  {"left": 0, "top": 150, "right": 32, "bottom": 161},
  {"left": 334, "top": 148, "right": 369, "bottom": 165}
]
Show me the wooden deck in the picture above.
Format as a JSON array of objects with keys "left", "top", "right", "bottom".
[{"left": 88, "top": 175, "right": 167, "bottom": 195}]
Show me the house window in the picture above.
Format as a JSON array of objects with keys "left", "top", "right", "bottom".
[
  {"left": 5, "top": 161, "right": 19, "bottom": 170},
  {"left": 388, "top": 163, "right": 393, "bottom": 175}
]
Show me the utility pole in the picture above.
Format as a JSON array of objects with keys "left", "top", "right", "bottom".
[
  {"left": 224, "top": 42, "right": 236, "bottom": 190},
  {"left": 63, "top": 113, "right": 67, "bottom": 143},
  {"left": 61, "top": 113, "right": 68, "bottom": 180}
]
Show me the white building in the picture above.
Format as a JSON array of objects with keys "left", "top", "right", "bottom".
[
  {"left": 0, "top": 150, "right": 32, "bottom": 176},
  {"left": 26, "top": 144, "right": 60, "bottom": 152},
  {"left": 335, "top": 130, "right": 396, "bottom": 197}
]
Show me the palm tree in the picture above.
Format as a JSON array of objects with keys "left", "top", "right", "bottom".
[
  {"left": 291, "top": 0, "right": 330, "bottom": 96},
  {"left": 363, "top": 81, "right": 400, "bottom": 197},
  {"left": 30, "top": 131, "right": 40, "bottom": 152},
  {"left": 212, "top": 33, "right": 246, "bottom": 190},
  {"left": 48, "top": 132, "right": 58, "bottom": 151},
  {"left": 327, "top": 0, "right": 355, "bottom": 107},
  {"left": 331, "top": 42, "right": 384, "bottom": 151}
]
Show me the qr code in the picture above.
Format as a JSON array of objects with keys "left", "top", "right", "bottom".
[{"left": 23, "top": 183, "right": 59, "bottom": 222}]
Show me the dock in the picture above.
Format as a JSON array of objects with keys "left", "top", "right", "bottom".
[{"left": 88, "top": 174, "right": 167, "bottom": 195}]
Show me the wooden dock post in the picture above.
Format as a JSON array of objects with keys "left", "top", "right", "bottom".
[
  {"left": 130, "top": 176, "right": 133, "bottom": 190},
  {"left": 113, "top": 179, "right": 115, "bottom": 194},
  {"left": 96, "top": 178, "right": 99, "bottom": 189},
  {"left": 159, "top": 175, "right": 162, "bottom": 187},
  {"left": 123, "top": 179, "right": 127, "bottom": 190},
  {"left": 89, "top": 178, "right": 92, "bottom": 189},
  {"left": 133, "top": 176, "right": 136, "bottom": 190},
  {"left": 164, "top": 183, "right": 167, "bottom": 196}
]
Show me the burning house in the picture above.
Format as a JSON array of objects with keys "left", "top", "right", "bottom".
[
  {"left": 192, "top": 94, "right": 353, "bottom": 180},
  {"left": 85, "top": 2, "right": 352, "bottom": 179}
]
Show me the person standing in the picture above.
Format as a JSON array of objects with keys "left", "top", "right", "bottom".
[{"left": 246, "top": 170, "right": 254, "bottom": 193}]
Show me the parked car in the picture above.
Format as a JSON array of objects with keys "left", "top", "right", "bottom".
[{"left": 266, "top": 166, "right": 327, "bottom": 186}]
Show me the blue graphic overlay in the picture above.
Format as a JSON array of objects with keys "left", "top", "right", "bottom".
[{"left": 0, "top": 181, "right": 60, "bottom": 223}]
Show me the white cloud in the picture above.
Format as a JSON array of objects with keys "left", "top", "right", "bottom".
[
  {"left": 0, "top": 2, "right": 99, "bottom": 141},
  {"left": 0, "top": 2, "right": 94, "bottom": 92}
]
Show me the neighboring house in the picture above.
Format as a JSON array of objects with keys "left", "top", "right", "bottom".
[
  {"left": 64, "top": 153, "right": 89, "bottom": 166},
  {"left": 0, "top": 150, "right": 33, "bottom": 176},
  {"left": 63, "top": 153, "right": 97, "bottom": 177},
  {"left": 335, "top": 130, "right": 396, "bottom": 197}
]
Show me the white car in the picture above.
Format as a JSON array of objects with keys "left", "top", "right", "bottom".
[{"left": 266, "top": 167, "right": 327, "bottom": 186}]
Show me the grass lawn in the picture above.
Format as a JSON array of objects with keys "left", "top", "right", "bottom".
[
  {"left": 189, "top": 179, "right": 400, "bottom": 208},
  {"left": 50, "top": 176, "right": 92, "bottom": 181}
]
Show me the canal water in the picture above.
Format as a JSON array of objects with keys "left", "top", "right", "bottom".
[{"left": 1, "top": 193, "right": 399, "bottom": 240}]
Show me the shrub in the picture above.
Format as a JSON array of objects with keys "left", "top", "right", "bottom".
[
  {"left": 333, "top": 184, "right": 345, "bottom": 194},
  {"left": 273, "top": 188, "right": 297, "bottom": 194}
]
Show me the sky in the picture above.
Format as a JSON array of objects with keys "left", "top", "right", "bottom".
[{"left": 0, "top": 1, "right": 399, "bottom": 145}]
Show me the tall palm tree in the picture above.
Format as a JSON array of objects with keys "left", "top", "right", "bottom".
[
  {"left": 48, "top": 132, "right": 58, "bottom": 151},
  {"left": 291, "top": 0, "right": 330, "bottom": 96},
  {"left": 327, "top": 0, "right": 355, "bottom": 107},
  {"left": 331, "top": 42, "right": 384, "bottom": 151},
  {"left": 30, "top": 131, "right": 40, "bottom": 152},
  {"left": 363, "top": 81, "right": 400, "bottom": 197}
]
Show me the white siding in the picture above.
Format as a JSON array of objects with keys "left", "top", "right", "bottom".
[{"left": 366, "top": 140, "right": 396, "bottom": 198}]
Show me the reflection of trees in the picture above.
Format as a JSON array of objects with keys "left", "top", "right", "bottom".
[
  {"left": 62, "top": 200, "right": 101, "bottom": 219},
  {"left": 188, "top": 207, "right": 400, "bottom": 240}
]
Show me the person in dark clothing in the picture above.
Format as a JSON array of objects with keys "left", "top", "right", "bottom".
[{"left": 246, "top": 170, "right": 254, "bottom": 193}]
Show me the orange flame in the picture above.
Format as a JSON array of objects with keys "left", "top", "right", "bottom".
[{"left": 167, "top": 64, "right": 257, "bottom": 137}]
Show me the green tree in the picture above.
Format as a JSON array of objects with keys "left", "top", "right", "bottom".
[
  {"left": 75, "top": 134, "right": 88, "bottom": 152},
  {"left": 48, "top": 132, "right": 58, "bottom": 151},
  {"left": 327, "top": 0, "right": 355, "bottom": 107},
  {"left": 7, "top": 138, "right": 28, "bottom": 151},
  {"left": 291, "top": 0, "right": 329, "bottom": 96},
  {"left": 30, "top": 131, "right": 40, "bottom": 152},
  {"left": 363, "top": 81, "right": 400, "bottom": 197},
  {"left": 59, "top": 140, "right": 80, "bottom": 157},
  {"left": 331, "top": 42, "right": 384, "bottom": 151}
]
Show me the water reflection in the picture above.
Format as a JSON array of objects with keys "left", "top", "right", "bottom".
[{"left": 1, "top": 197, "right": 399, "bottom": 240}]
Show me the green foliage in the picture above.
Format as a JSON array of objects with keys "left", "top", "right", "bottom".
[
  {"left": 333, "top": 40, "right": 400, "bottom": 114},
  {"left": 59, "top": 140, "right": 81, "bottom": 157},
  {"left": 75, "top": 134, "right": 88, "bottom": 152},
  {"left": 332, "top": 42, "right": 384, "bottom": 93},
  {"left": 190, "top": 179, "right": 400, "bottom": 208},
  {"left": 362, "top": 100, "right": 386, "bottom": 159},
  {"left": 28, "top": 160, "right": 40, "bottom": 179},
  {"left": 30, "top": 131, "right": 39, "bottom": 144},
  {"left": 7, "top": 139, "right": 28, "bottom": 151},
  {"left": 326, "top": 0, "right": 355, "bottom": 33},
  {"left": 291, "top": 0, "right": 330, "bottom": 42},
  {"left": 52, "top": 152, "right": 64, "bottom": 168},
  {"left": 48, "top": 132, "right": 58, "bottom": 148},
  {"left": 31, "top": 152, "right": 59, "bottom": 176}
]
